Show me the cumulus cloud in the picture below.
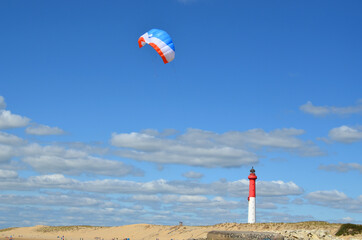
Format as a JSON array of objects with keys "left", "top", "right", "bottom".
[
  {"left": 0, "top": 131, "right": 25, "bottom": 145},
  {"left": 26, "top": 124, "right": 66, "bottom": 135},
  {"left": 0, "top": 110, "right": 30, "bottom": 129},
  {"left": 164, "top": 196, "right": 242, "bottom": 221},
  {"left": 0, "top": 133, "right": 143, "bottom": 178},
  {"left": 319, "top": 162, "right": 362, "bottom": 173},
  {"left": 0, "top": 174, "right": 303, "bottom": 198},
  {"left": 112, "top": 132, "right": 257, "bottom": 168},
  {"left": 0, "top": 144, "right": 14, "bottom": 162},
  {"left": 0, "top": 132, "right": 26, "bottom": 162},
  {"left": 306, "top": 190, "right": 362, "bottom": 213},
  {"left": 257, "top": 211, "right": 315, "bottom": 223},
  {"left": 0, "top": 193, "right": 116, "bottom": 208},
  {"left": 220, "top": 179, "right": 303, "bottom": 197},
  {"left": 182, "top": 171, "right": 204, "bottom": 179},
  {"left": 130, "top": 194, "right": 295, "bottom": 222},
  {"left": 307, "top": 190, "right": 348, "bottom": 202},
  {"left": 23, "top": 155, "right": 143, "bottom": 177},
  {"left": 341, "top": 216, "right": 354, "bottom": 223},
  {"left": 256, "top": 181, "right": 304, "bottom": 197},
  {"left": 0, "top": 98, "right": 143, "bottom": 178},
  {"left": 0, "top": 173, "right": 306, "bottom": 226},
  {"left": 111, "top": 128, "right": 322, "bottom": 167},
  {"left": 216, "top": 128, "right": 323, "bottom": 157},
  {"left": 21, "top": 144, "right": 143, "bottom": 177},
  {"left": 131, "top": 194, "right": 210, "bottom": 204},
  {"left": 0, "top": 97, "right": 30, "bottom": 129},
  {"left": 0, "top": 204, "right": 140, "bottom": 227},
  {"left": 29, "top": 174, "right": 77, "bottom": 186},
  {"left": 0, "top": 169, "right": 18, "bottom": 178},
  {"left": 216, "top": 128, "right": 306, "bottom": 149},
  {"left": 0, "top": 97, "right": 64, "bottom": 134},
  {"left": 0, "top": 96, "right": 6, "bottom": 109},
  {"left": 300, "top": 100, "right": 362, "bottom": 116},
  {"left": 253, "top": 196, "right": 291, "bottom": 209},
  {"left": 328, "top": 125, "right": 362, "bottom": 143},
  {"left": 1, "top": 96, "right": 355, "bottom": 225}
]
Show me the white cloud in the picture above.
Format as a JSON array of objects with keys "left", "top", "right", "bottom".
[
  {"left": 0, "top": 173, "right": 307, "bottom": 226},
  {"left": 163, "top": 194, "right": 208, "bottom": 203},
  {"left": 21, "top": 144, "right": 143, "bottom": 177},
  {"left": 129, "top": 194, "right": 243, "bottom": 222},
  {"left": 328, "top": 125, "right": 362, "bottom": 143},
  {"left": 0, "top": 110, "right": 30, "bottom": 129},
  {"left": 307, "top": 190, "right": 348, "bottom": 202},
  {"left": 217, "top": 128, "right": 306, "bottom": 149},
  {"left": 257, "top": 196, "right": 290, "bottom": 209},
  {"left": 300, "top": 101, "right": 362, "bottom": 116},
  {"left": 99, "top": 178, "right": 302, "bottom": 197},
  {"left": 21, "top": 144, "right": 88, "bottom": 159},
  {"left": 111, "top": 132, "right": 170, "bottom": 151},
  {"left": 0, "top": 193, "right": 114, "bottom": 208},
  {"left": 341, "top": 216, "right": 354, "bottom": 223},
  {"left": 0, "top": 169, "right": 18, "bottom": 178},
  {"left": 0, "top": 96, "right": 6, "bottom": 109},
  {"left": 0, "top": 134, "right": 145, "bottom": 178},
  {"left": 26, "top": 124, "right": 65, "bottom": 135},
  {"left": 0, "top": 174, "right": 303, "bottom": 198},
  {"left": 222, "top": 179, "right": 304, "bottom": 197},
  {"left": 257, "top": 181, "right": 304, "bottom": 197},
  {"left": 112, "top": 133, "right": 257, "bottom": 168},
  {"left": 0, "top": 96, "right": 29, "bottom": 129},
  {"left": 111, "top": 128, "right": 322, "bottom": 168},
  {"left": 216, "top": 128, "right": 323, "bottom": 157},
  {"left": 319, "top": 162, "right": 362, "bottom": 173},
  {"left": 132, "top": 194, "right": 161, "bottom": 202},
  {"left": 306, "top": 190, "right": 362, "bottom": 213},
  {"left": 0, "top": 144, "right": 14, "bottom": 162},
  {"left": 300, "top": 101, "right": 331, "bottom": 116},
  {"left": 258, "top": 211, "right": 315, "bottom": 223},
  {"left": 141, "top": 128, "right": 179, "bottom": 137},
  {"left": 29, "top": 174, "right": 77, "bottom": 186},
  {"left": 1, "top": 96, "right": 357, "bottom": 225},
  {"left": 300, "top": 100, "right": 362, "bottom": 116},
  {"left": 182, "top": 171, "right": 204, "bottom": 179},
  {"left": 23, "top": 155, "right": 143, "bottom": 177},
  {"left": 0, "top": 131, "right": 25, "bottom": 145}
]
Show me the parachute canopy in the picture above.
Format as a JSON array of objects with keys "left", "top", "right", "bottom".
[{"left": 138, "top": 29, "right": 175, "bottom": 64}]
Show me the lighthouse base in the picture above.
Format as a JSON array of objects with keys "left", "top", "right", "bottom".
[
  {"left": 207, "top": 231, "right": 284, "bottom": 240},
  {"left": 248, "top": 197, "right": 256, "bottom": 223}
]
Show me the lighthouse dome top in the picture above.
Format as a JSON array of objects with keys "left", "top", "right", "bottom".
[{"left": 248, "top": 167, "right": 257, "bottom": 180}]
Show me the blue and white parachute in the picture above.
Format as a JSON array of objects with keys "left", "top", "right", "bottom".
[{"left": 138, "top": 29, "right": 175, "bottom": 64}]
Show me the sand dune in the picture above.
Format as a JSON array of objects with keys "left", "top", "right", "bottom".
[{"left": 0, "top": 222, "right": 359, "bottom": 240}]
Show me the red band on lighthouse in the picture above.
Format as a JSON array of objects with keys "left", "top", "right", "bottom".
[{"left": 248, "top": 172, "right": 257, "bottom": 198}]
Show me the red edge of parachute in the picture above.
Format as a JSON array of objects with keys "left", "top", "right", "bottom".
[{"left": 138, "top": 29, "right": 175, "bottom": 64}]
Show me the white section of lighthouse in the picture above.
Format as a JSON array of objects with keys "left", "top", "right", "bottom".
[{"left": 248, "top": 167, "right": 257, "bottom": 223}]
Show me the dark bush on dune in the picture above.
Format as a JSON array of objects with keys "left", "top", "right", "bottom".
[{"left": 335, "top": 223, "right": 362, "bottom": 236}]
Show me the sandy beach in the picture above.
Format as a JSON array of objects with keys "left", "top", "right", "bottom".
[{"left": 1, "top": 222, "right": 360, "bottom": 240}]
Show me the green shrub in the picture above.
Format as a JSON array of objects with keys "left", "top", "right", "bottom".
[{"left": 335, "top": 223, "right": 362, "bottom": 236}]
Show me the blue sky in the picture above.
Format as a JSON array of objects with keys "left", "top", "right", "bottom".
[{"left": 0, "top": 0, "right": 361, "bottom": 227}]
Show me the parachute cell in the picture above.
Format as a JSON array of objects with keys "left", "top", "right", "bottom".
[{"left": 138, "top": 29, "right": 175, "bottom": 64}]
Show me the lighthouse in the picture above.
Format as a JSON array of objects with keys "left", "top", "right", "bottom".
[{"left": 248, "top": 167, "right": 257, "bottom": 223}]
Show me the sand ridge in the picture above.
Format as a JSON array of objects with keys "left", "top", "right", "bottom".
[{"left": 0, "top": 222, "right": 360, "bottom": 240}]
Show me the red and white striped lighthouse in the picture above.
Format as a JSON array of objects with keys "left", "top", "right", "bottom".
[{"left": 248, "top": 167, "right": 257, "bottom": 223}]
